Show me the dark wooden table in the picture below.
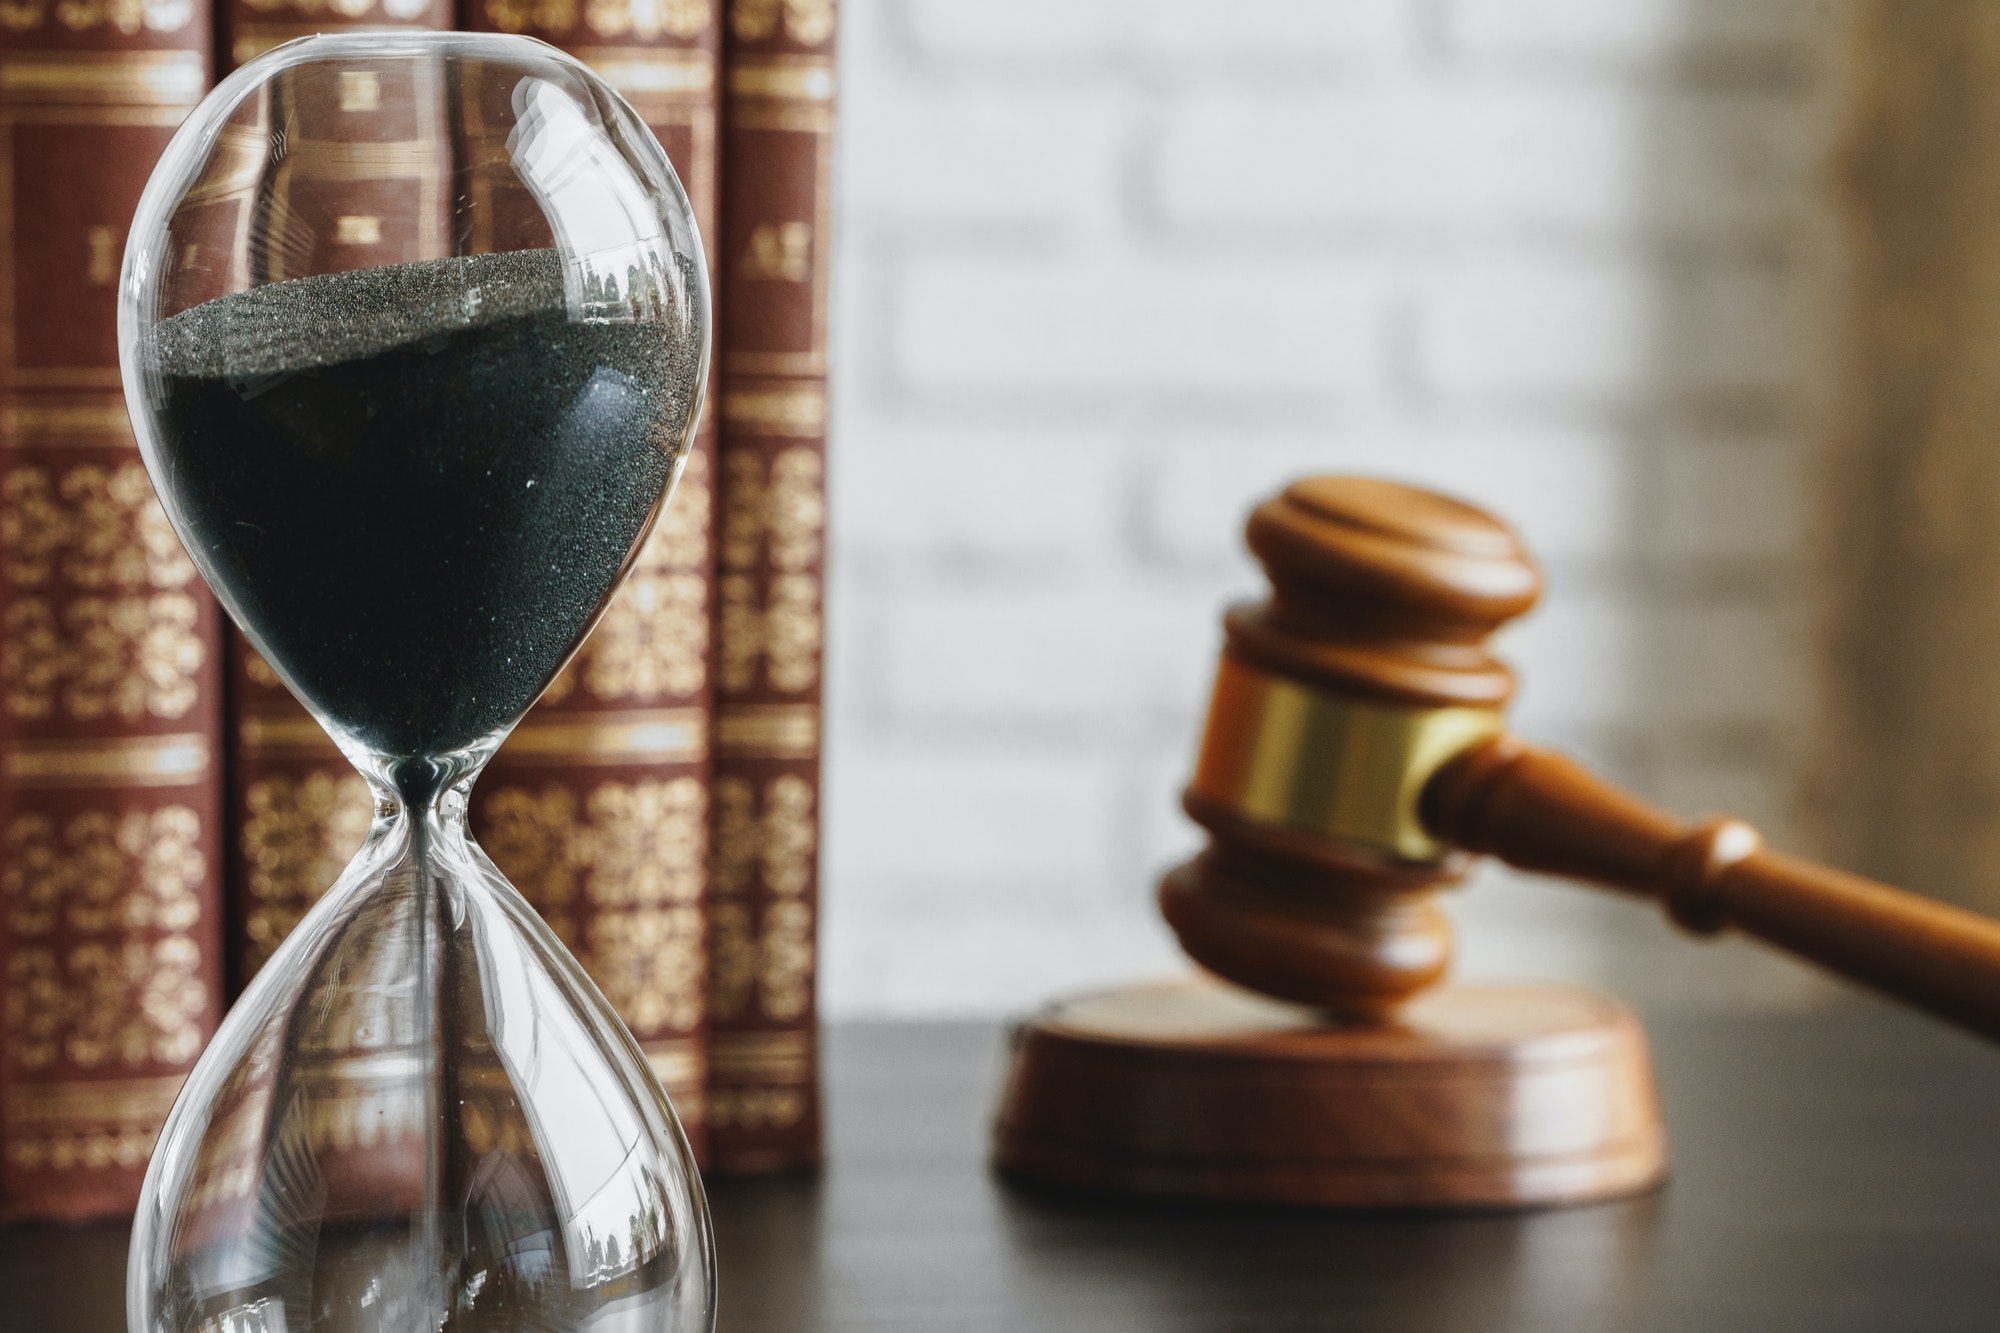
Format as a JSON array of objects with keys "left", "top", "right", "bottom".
[{"left": 9, "top": 999, "right": 2000, "bottom": 1330}]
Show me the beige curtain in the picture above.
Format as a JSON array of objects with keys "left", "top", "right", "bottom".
[{"left": 1814, "top": 1, "right": 2000, "bottom": 907}]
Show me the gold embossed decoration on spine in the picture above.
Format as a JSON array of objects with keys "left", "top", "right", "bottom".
[
  {"left": 0, "top": 24, "right": 220, "bottom": 1219},
  {"left": 228, "top": 651, "right": 373, "bottom": 978},
  {"left": 218, "top": 0, "right": 450, "bottom": 72},
  {"left": 704, "top": 0, "right": 832, "bottom": 1174},
  {"left": 461, "top": 0, "right": 722, "bottom": 1159}
]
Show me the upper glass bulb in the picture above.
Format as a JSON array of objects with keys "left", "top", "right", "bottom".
[{"left": 117, "top": 33, "right": 713, "bottom": 1333}]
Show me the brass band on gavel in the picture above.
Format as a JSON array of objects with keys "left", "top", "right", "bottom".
[{"left": 1187, "top": 654, "right": 1503, "bottom": 863}]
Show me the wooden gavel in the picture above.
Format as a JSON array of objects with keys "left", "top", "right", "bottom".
[{"left": 1161, "top": 475, "right": 2000, "bottom": 1038}]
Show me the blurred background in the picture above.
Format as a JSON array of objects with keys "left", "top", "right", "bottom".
[{"left": 817, "top": 0, "right": 1888, "bottom": 1018}]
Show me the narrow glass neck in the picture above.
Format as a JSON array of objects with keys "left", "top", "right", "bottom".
[
  {"left": 389, "top": 752, "right": 484, "bottom": 810},
  {"left": 334, "top": 753, "right": 488, "bottom": 891},
  {"left": 347, "top": 743, "right": 497, "bottom": 829}
]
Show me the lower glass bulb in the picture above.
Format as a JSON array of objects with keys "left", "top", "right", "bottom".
[{"left": 126, "top": 788, "right": 714, "bottom": 1333}]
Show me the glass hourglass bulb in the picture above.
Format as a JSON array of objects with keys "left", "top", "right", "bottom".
[{"left": 116, "top": 35, "right": 713, "bottom": 1333}]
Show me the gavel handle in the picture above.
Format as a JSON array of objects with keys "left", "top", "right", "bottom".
[{"left": 1424, "top": 735, "right": 2000, "bottom": 1042}]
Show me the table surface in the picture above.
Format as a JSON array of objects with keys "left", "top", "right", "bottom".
[{"left": 8, "top": 996, "right": 2000, "bottom": 1331}]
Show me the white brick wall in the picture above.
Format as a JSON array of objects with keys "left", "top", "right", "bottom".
[{"left": 822, "top": 0, "right": 1845, "bottom": 1017}]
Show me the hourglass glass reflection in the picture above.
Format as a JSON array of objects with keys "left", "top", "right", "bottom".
[{"left": 117, "top": 34, "right": 712, "bottom": 1333}]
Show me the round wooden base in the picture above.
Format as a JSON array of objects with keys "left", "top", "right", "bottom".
[{"left": 992, "top": 976, "right": 1666, "bottom": 1209}]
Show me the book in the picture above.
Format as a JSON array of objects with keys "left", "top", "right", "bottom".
[
  {"left": 459, "top": 0, "right": 723, "bottom": 1158},
  {"left": 705, "top": 0, "right": 834, "bottom": 1173},
  {"left": 215, "top": 1, "right": 454, "bottom": 999},
  {"left": 218, "top": 0, "right": 450, "bottom": 71},
  {"left": 0, "top": 12, "right": 223, "bottom": 1218}
]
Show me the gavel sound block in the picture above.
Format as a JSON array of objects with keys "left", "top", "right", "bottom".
[{"left": 992, "top": 476, "right": 2000, "bottom": 1209}]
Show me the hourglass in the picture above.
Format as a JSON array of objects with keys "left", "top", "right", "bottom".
[{"left": 117, "top": 34, "right": 712, "bottom": 1333}]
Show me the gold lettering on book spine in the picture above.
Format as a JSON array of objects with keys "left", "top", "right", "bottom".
[
  {"left": 2, "top": 461, "right": 203, "bottom": 720},
  {"left": 708, "top": 774, "right": 813, "bottom": 1022},
  {"left": 741, "top": 221, "right": 810, "bottom": 282},
  {"left": 4, "top": 734, "right": 210, "bottom": 786},
  {"left": 724, "top": 55, "right": 834, "bottom": 103},
  {"left": 239, "top": 772, "right": 375, "bottom": 976},
  {"left": 715, "top": 703, "right": 816, "bottom": 757},
  {"left": 706, "top": 1084, "right": 802, "bottom": 1130},
  {"left": 5, "top": 1125, "right": 157, "bottom": 1170},
  {"left": 588, "top": 906, "right": 702, "bottom": 1034},
  {"left": 4, "top": 463, "right": 195, "bottom": 590},
  {"left": 5, "top": 808, "right": 203, "bottom": 937},
  {"left": 480, "top": 777, "right": 706, "bottom": 1037},
  {"left": 0, "top": 0, "right": 195, "bottom": 33},
  {"left": 706, "top": 776, "right": 754, "bottom": 1021},
  {"left": 3, "top": 1074, "right": 188, "bottom": 1168},
  {"left": 727, "top": 0, "right": 829, "bottom": 45},
  {"left": 575, "top": 48, "right": 713, "bottom": 96},
  {"left": 237, "top": 713, "right": 341, "bottom": 755},
  {"left": 720, "top": 385, "right": 824, "bottom": 435},
  {"left": 3, "top": 806, "right": 208, "bottom": 1071},
  {"left": 1, "top": 401, "right": 133, "bottom": 444},
  {"left": 717, "top": 447, "right": 822, "bottom": 694},
  {"left": 758, "top": 898, "right": 810, "bottom": 1021},
  {"left": 645, "top": 1039, "right": 701, "bottom": 1091},
  {"left": 481, "top": 0, "right": 708, "bottom": 39},
  {"left": 85, "top": 225, "right": 116, "bottom": 284},
  {"left": 720, "top": 54, "right": 835, "bottom": 384},
  {"left": 4, "top": 1073, "right": 184, "bottom": 1123},
  {"left": 481, "top": 786, "right": 581, "bottom": 938},
  {"left": 498, "top": 711, "right": 705, "bottom": 764},
  {"left": 4, "top": 592, "right": 203, "bottom": 720},
  {"left": 243, "top": 648, "right": 282, "bottom": 688},
  {"left": 238, "top": 0, "right": 436, "bottom": 17},
  {"left": 0, "top": 51, "right": 204, "bottom": 105}
]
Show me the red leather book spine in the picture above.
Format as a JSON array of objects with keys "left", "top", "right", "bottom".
[
  {"left": 705, "top": 0, "right": 834, "bottom": 1173},
  {"left": 0, "top": 18, "right": 223, "bottom": 1219},
  {"left": 218, "top": 0, "right": 450, "bottom": 72},
  {"left": 459, "top": 0, "right": 722, "bottom": 1159},
  {"left": 214, "top": 0, "right": 451, "bottom": 1000},
  {"left": 227, "top": 645, "right": 372, "bottom": 986}
]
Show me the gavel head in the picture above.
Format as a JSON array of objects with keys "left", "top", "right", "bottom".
[{"left": 1160, "top": 476, "right": 1542, "bottom": 1018}]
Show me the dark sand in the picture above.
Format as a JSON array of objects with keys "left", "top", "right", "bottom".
[{"left": 152, "top": 250, "right": 700, "bottom": 763}]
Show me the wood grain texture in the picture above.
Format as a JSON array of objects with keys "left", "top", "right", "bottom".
[
  {"left": 1007, "top": 476, "right": 1664, "bottom": 1211},
  {"left": 1181, "top": 474, "right": 2000, "bottom": 1043},
  {"left": 1014, "top": 469, "right": 2000, "bottom": 1213},
  {"left": 1428, "top": 734, "right": 2000, "bottom": 1042},
  {"left": 1165, "top": 476, "right": 1543, "bottom": 1016},
  {"left": 14, "top": 1012, "right": 2000, "bottom": 1332},
  {"left": 1156, "top": 840, "right": 1456, "bottom": 1015},
  {"left": 993, "top": 977, "right": 1665, "bottom": 1208},
  {"left": 1232, "top": 476, "right": 1540, "bottom": 709}
]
